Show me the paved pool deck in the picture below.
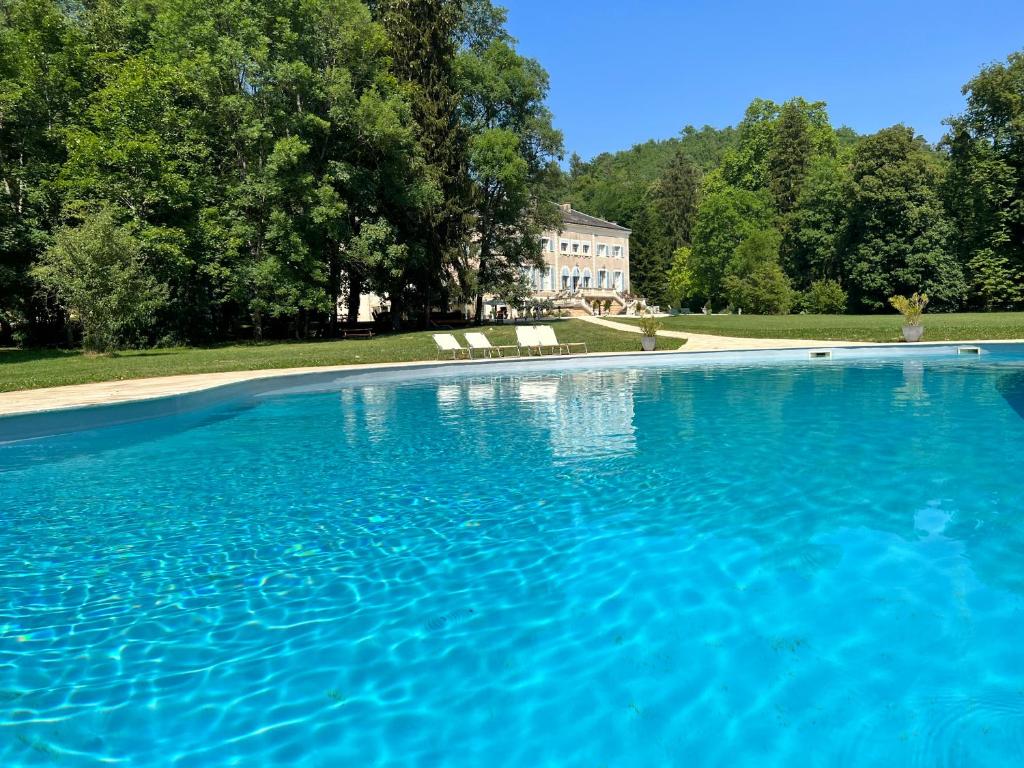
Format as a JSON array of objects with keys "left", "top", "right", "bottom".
[
  {"left": 575, "top": 315, "right": 871, "bottom": 351},
  {"left": 1, "top": 321, "right": 1019, "bottom": 418}
]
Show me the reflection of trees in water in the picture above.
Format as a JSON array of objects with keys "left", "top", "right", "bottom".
[{"left": 996, "top": 369, "right": 1024, "bottom": 420}]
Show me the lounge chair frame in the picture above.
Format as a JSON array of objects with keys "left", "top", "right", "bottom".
[{"left": 433, "top": 333, "right": 470, "bottom": 360}]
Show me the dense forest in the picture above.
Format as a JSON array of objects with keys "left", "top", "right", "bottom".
[
  {"left": 2, "top": 0, "right": 1024, "bottom": 350},
  {"left": 567, "top": 55, "right": 1024, "bottom": 315},
  {"left": 0, "top": 0, "right": 563, "bottom": 349}
]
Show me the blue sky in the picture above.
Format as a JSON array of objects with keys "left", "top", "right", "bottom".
[{"left": 503, "top": 0, "right": 1024, "bottom": 160}]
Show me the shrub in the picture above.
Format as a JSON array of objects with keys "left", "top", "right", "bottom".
[
  {"left": 722, "top": 262, "right": 794, "bottom": 314},
  {"left": 802, "top": 279, "right": 848, "bottom": 314},
  {"left": 32, "top": 210, "right": 167, "bottom": 351}
]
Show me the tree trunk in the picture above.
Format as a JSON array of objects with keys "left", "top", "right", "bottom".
[
  {"left": 328, "top": 247, "right": 340, "bottom": 338},
  {"left": 474, "top": 247, "right": 488, "bottom": 325},
  {"left": 346, "top": 272, "right": 363, "bottom": 326},
  {"left": 390, "top": 290, "right": 403, "bottom": 331}
]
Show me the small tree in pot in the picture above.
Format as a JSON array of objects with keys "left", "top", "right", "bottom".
[
  {"left": 889, "top": 292, "right": 928, "bottom": 342},
  {"left": 638, "top": 311, "right": 661, "bottom": 351}
]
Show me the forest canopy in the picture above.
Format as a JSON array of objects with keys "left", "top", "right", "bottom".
[{"left": 3, "top": 0, "right": 1024, "bottom": 349}]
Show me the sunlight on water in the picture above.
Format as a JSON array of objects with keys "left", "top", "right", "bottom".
[{"left": 3, "top": 350, "right": 1024, "bottom": 765}]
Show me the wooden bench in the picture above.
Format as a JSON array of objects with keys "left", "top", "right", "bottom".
[{"left": 342, "top": 329, "right": 375, "bottom": 339}]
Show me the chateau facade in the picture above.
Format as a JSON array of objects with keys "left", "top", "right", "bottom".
[{"left": 526, "top": 203, "right": 632, "bottom": 311}]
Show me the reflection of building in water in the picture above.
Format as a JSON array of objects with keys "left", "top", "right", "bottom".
[
  {"left": 894, "top": 359, "right": 930, "bottom": 406},
  {"left": 339, "top": 386, "right": 397, "bottom": 446},
  {"left": 517, "top": 371, "right": 639, "bottom": 459}
]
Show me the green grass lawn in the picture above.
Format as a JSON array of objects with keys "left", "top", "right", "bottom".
[
  {"left": 618, "top": 312, "right": 1024, "bottom": 343},
  {"left": 0, "top": 320, "right": 647, "bottom": 393}
]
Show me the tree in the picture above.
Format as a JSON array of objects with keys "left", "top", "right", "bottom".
[
  {"left": 801, "top": 279, "right": 848, "bottom": 314},
  {"left": 721, "top": 228, "right": 794, "bottom": 314},
  {"left": 943, "top": 51, "right": 1024, "bottom": 309},
  {"left": 0, "top": 0, "right": 88, "bottom": 343},
  {"left": 456, "top": 37, "right": 562, "bottom": 323},
  {"left": 665, "top": 246, "right": 696, "bottom": 309},
  {"left": 782, "top": 155, "right": 851, "bottom": 288},
  {"left": 721, "top": 97, "right": 836, "bottom": 195},
  {"left": 31, "top": 209, "right": 167, "bottom": 351},
  {"left": 768, "top": 100, "right": 816, "bottom": 214},
  {"left": 723, "top": 262, "right": 794, "bottom": 315},
  {"left": 689, "top": 171, "right": 775, "bottom": 305},
  {"left": 727, "top": 228, "right": 782, "bottom": 276},
  {"left": 843, "top": 126, "right": 965, "bottom": 311},
  {"left": 378, "top": 0, "right": 469, "bottom": 325},
  {"left": 653, "top": 150, "right": 702, "bottom": 249}
]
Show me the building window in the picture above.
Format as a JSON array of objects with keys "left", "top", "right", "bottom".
[
  {"left": 560, "top": 240, "right": 569, "bottom": 253},
  {"left": 582, "top": 243, "right": 590, "bottom": 255},
  {"left": 598, "top": 269, "right": 607, "bottom": 288},
  {"left": 561, "top": 266, "right": 570, "bottom": 289},
  {"left": 545, "top": 267, "right": 553, "bottom": 289},
  {"left": 612, "top": 245, "right": 622, "bottom": 258},
  {"left": 597, "top": 244, "right": 607, "bottom": 257},
  {"left": 540, "top": 237, "right": 549, "bottom": 252},
  {"left": 571, "top": 241, "right": 580, "bottom": 254},
  {"left": 614, "top": 271, "right": 624, "bottom": 290},
  {"left": 571, "top": 267, "right": 580, "bottom": 290},
  {"left": 582, "top": 268, "right": 592, "bottom": 289}
]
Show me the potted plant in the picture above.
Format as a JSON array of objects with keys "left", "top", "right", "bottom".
[
  {"left": 889, "top": 292, "right": 929, "bottom": 342},
  {"left": 638, "top": 311, "right": 661, "bottom": 351}
]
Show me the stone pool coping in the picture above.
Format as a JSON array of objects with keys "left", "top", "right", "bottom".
[{"left": 2, "top": 338, "right": 1022, "bottom": 426}]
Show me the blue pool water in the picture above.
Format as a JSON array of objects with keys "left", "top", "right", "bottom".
[{"left": 3, "top": 347, "right": 1024, "bottom": 765}]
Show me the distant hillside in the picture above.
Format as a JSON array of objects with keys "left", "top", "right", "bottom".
[{"left": 565, "top": 125, "right": 738, "bottom": 223}]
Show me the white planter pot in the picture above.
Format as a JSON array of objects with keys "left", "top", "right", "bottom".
[
  {"left": 902, "top": 325, "right": 924, "bottom": 342},
  {"left": 640, "top": 335, "right": 657, "bottom": 352}
]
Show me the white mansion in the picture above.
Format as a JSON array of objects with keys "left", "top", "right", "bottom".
[
  {"left": 526, "top": 203, "right": 632, "bottom": 314},
  {"left": 352, "top": 203, "right": 632, "bottom": 322}
]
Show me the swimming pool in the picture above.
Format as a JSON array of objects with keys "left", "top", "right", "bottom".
[{"left": 3, "top": 346, "right": 1024, "bottom": 765}]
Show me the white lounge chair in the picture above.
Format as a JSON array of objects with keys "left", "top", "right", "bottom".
[
  {"left": 515, "top": 325, "right": 543, "bottom": 356},
  {"left": 464, "top": 332, "right": 519, "bottom": 358},
  {"left": 433, "top": 333, "right": 470, "bottom": 359},
  {"left": 536, "top": 325, "right": 587, "bottom": 355}
]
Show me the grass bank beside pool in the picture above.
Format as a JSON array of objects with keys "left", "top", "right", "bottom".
[
  {"left": 619, "top": 312, "right": 1024, "bottom": 343},
  {"left": 0, "top": 320, "right": 647, "bottom": 393}
]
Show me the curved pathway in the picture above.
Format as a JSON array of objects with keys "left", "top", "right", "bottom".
[{"left": 577, "top": 314, "right": 868, "bottom": 351}]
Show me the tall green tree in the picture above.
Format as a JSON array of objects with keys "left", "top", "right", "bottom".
[
  {"left": 378, "top": 0, "right": 468, "bottom": 325},
  {"left": 653, "top": 150, "right": 702, "bottom": 249},
  {"left": 0, "top": 0, "right": 87, "bottom": 343},
  {"left": 689, "top": 171, "right": 775, "bottom": 305},
  {"left": 768, "top": 100, "right": 817, "bottom": 214},
  {"left": 456, "top": 37, "right": 562, "bottom": 322},
  {"left": 782, "top": 154, "right": 851, "bottom": 288},
  {"left": 943, "top": 51, "right": 1024, "bottom": 309},
  {"left": 721, "top": 97, "right": 835, "bottom": 195},
  {"left": 843, "top": 126, "right": 965, "bottom": 310}
]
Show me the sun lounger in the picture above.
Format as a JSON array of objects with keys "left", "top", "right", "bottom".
[
  {"left": 515, "top": 325, "right": 543, "bottom": 356},
  {"left": 433, "top": 333, "right": 470, "bottom": 359},
  {"left": 535, "top": 325, "right": 587, "bottom": 355},
  {"left": 464, "top": 332, "right": 519, "bottom": 358}
]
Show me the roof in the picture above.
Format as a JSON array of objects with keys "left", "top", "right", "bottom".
[{"left": 559, "top": 205, "right": 631, "bottom": 233}]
